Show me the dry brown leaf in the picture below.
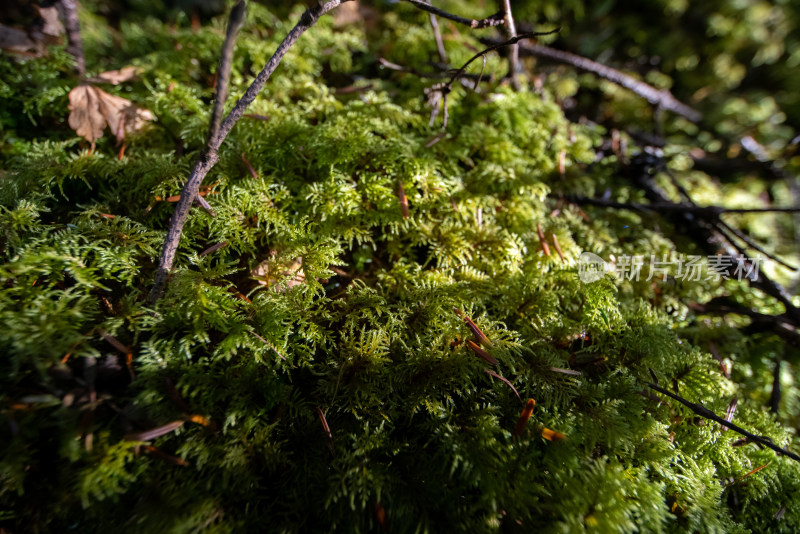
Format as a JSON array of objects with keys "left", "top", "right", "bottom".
[
  {"left": 36, "top": 6, "right": 65, "bottom": 42},
  {"left": 89, "top": 66, "right": 141, "bottom": 85},
  {"left": 68, "top": 84, "right": 154, "bottom": 147}
]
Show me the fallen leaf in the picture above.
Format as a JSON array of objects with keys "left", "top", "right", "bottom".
[
  {"left": 68, "top": 84, "right": 154, "bottom": 147},
  {"left": 36, "top": 6, "right": 65, "bottom": 42},
  {"left": 88, "top": 66, "right": 140, "bottom": 85}
]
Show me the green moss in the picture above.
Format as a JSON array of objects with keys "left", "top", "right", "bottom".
[{"left": 1, "top": 1, "right": 800, "bottom": 532}]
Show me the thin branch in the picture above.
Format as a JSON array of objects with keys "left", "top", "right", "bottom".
[
  {"left": 58, "top": 0, "right": 85, "bottom": 75},
  {"left": 208, "top": 0, "right": 246, "bottom": 143},
  {"left": 149, "top": 0, "right": 353, "bottom": 303},
  {"left": 378, "top": 57, "right": 486, "bottom": 81},
  {"left": 445, "top": 31, "right": 558, "bottom": 90},
  {"left": 622, "top": 151, "right": 800, "bottom": 326},
  {"left": 498, "top": 0, "right": 520, "bottom": 90},
  {"left": 492, "top": 39, "right": 702, "bottom": 122},
  {"left": 423, "top": 29, "right": 558, "bottom": 128},
  {"left": 688, "top": 300, "right": 800, "bottom": 345},
  {"left": 647, "top": 382, "right": 800, "bottom": 463},
  {"left": 424, "top": 1, "right": 447, "bottom": 63},
  {"left": 715, "top": 220, "right": 797, "bottom": 272},
  {"left": 564, "top": 195, "right": 800, "bottom": 216},
  {"left": 401, "top": 0, "right": 505, "bottom": 29},
  {"left": 568, "top": 193, "right": 800, "bottom": 269}
]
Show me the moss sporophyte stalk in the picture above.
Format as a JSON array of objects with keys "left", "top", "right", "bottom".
[{"left": 2, "top": 0, "right": 800, "bottom": 532}]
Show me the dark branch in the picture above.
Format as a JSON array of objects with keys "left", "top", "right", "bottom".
[
  {"left": 401, "top": 0, "right": 505, "bottom": 29},
  {"left": 489, "top": 39, "right": 702, "bottom": 122},
  {"left": 498, "top": 0, "right": 520, "bottom": 90},
  {"left": 584, "top": 150, "right": 800, "bottom": 334},
  {"left": 647, "top": 382, "right": 800, "bottom": 463},
  {"left": 58, "top": 0, "right": 85, "bottom": 75},
  {"left": 208, "top": 0, "right": 246, "bottom": 143},
  {"left": 688, "top": 300, "right": 800, "bottom": 345},
  {"left": 714, "top": 220, "right": 797, "bottom": 272}
]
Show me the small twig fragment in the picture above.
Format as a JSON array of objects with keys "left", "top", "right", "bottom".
[
  {"left": 194, "top": 194, "right": 216, "bottom": 217},
  {"left": 199, "top": 241, "right": 228, "bottom": 257},
  {"left": 241, "top": 153, "right": 258, "bottom": 179},
  {"left": 453, "top": 307, "right": 492, "bottom": 347},
  {"left": 647, "top": 382, "right": 800, "bottom": 463},
  {"left": 549, "top": 366, "right": 581, "bottom": 376},
  {"left": 316, "top": 406, "right": 335, "bottom": 456},
  {"left": 722, "top": 396, "right": 737, "bottom": 432},
  {"left": 99, "top": 329, "right": 129, "bottom": 355},
  {"left": 725, "top": 462, "right": 770, "bottom": 487},
  {"left": 509, "top": 41, "right": 702, "bottom": 122},
  {"left": 249, "top": 331, "right": 286, "bottom": 360},
  {"left": 551, "top": 233, "right": 565, "bottom": 262},
  {"left": 484, "top": 369, "right": 521, "bottom": 400},
  {"left": 498, "top": 0, "right": 520, "bottom": 90},
  {"left": 537, "top": 222, "right": 550, "bottom": 256},
  {"left": 125, "top": 420, "right": 185, "bottom": 442},
  {"left": 402, "top": 0, "right": 505, "bottom": 29}
]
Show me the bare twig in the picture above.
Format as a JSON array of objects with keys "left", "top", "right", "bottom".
[
  {"left": 624, "top": 153, "right": 800, "bottom": 325},
  {"left": 498, "top": 0, "right": 520, "bottom": 90},
  {"left": 564, "top": 195, "right": 800, "bottom": 216},
  {"left": 445, "top": 31, "right": 558, "bottom": 90},
  {"left": 199, "top": 241, "right": 227, "bottom": 257},
  {"left": 714, "top": 220, "right": 797, "bottom": 272},
  {"left": 378, "top": 57, "right": 487, "bottom": 82},
  {"left": 647, "top": 382, "right": 800, "bottom": 463},
  {"left": 567, "top": 193, "right": 800, "bottom": 271},
  {"left": 688, "top": 300, "right": 800, "bottom": 345},
  {"left": 487, "top": 39, "right": 702, "bottom": 122},
  {"left": 402, "top": 0, "right": 505, "bottom": 29},
  {"left": 208, "top": 0, "right": 246, "bottom": 143},
  {"left": 58, "top": 0, "right": 85, "bottom": 75},
  {"left": 424, "top": 1, "right": 447, "bottom": 63},
  {"left": 149, "top": 0, "right": 353, "bottom": 303}
]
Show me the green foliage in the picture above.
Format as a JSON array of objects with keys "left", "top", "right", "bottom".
[{"left": 1, "top": 1, "right": 800, "bottom": 533}]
